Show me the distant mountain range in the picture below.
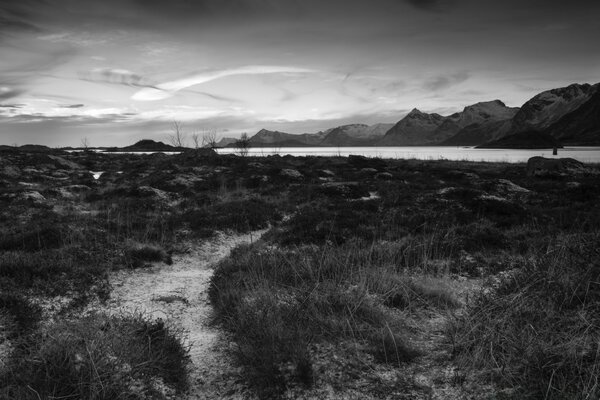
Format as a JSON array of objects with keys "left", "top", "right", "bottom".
[{"left": 218, "top": 82, "right": 600, "bottom": 148}]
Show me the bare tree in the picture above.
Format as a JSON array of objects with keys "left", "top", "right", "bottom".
[
  {"left": 191, "top": 132, "right": 201, "bottom": 149},
  {"left": 234, "top": 132, "right": 251, "bottom": 157},
  {"left": 81, "top": 137, "right": 90, "bottom": 151},
  {"left": 202, "top": 129, "right": 219, "bottom": 149},
  {"left": 168, "top": 121, "right": 187, "bottom": 148}
]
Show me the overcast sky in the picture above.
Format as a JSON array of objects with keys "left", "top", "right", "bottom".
[{"left": 1, "top": 0, "right": 599, "bottom": 146}]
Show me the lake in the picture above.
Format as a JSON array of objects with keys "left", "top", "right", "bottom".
[{"left": 215, "top": 146, "right": 600, "bottom": 163}]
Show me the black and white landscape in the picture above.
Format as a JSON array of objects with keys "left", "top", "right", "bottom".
[{"left": 1, "top": 1, "right": 600, "bottom": 399}]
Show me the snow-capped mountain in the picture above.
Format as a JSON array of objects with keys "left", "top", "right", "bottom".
[
  {"left": 380, "top": 101, "right": 518, "bottom": 146},
  {"left": 510, "top": 83, "right": 598, "bottom": 132}
]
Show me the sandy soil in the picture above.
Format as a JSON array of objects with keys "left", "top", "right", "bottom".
[{"left": 95, "top": 230, "right": 265, "bottom": 399}]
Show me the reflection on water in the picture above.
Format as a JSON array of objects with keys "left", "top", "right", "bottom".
[{"left": 215, "top": 146, "right": 600, "bottom": 163}]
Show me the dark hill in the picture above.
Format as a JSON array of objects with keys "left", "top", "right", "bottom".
[{"left": 477, "top": 131, "right": 563, "bottom": 149}]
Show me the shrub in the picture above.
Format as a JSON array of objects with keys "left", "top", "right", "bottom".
[
  {"left": 0, "top": 290, "right": 42, "bottom": 337},
  {"left": 187, "top": 198, "right": 280, "bottom": 237},
  {"left": 124, "top": 243, "right": 172, "bottom": 269},
  {"left": 1, "top": 314, "right": 189, "bottom": 399}
]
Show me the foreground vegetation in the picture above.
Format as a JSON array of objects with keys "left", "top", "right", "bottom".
[{"left": 0, "top": 145, "right": 598, "bottom": 398}]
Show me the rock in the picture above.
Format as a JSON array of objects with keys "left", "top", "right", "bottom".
[
  {"left": 526, "top": 156, "right": 587, "bottom": 177},
  {"left": 320, "top": 169, "right": 335, "bottom": 176},
  {"left": 280, "top": 169, "right": 303, "bottom": 180},
  {"left": 163, "top": 174, "right": 205, "bottom": 191},
  {"left": 47, "top": 155, "right": 83, "bottom": 170},
  {"left": 375, "top": 172, "right": 393, "bottom": 180},
  {"left": 566, "top": 181, "right": 581, "bottom": 188},
  {"left": 132, "top": 186, "right": 172, "bottom": 206},
  {"left": 319, "top": 182, "right": 369, "bottom": 199},
  {"left": 1, "top": 165, "right": 20, "bottom": 178},
  {"left": 495, "top": 179, "right": 530, "bottom": 194},
  {"left": 18, "top": 191, "right": 46, "bottom": 204}
]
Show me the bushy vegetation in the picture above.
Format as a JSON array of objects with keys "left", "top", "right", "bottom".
[
  {"left": 186, "top": 197, "right": 281, "bottom": 237},
  {"left": 1, "top": 313, "right": 189, "bottom": 399}
]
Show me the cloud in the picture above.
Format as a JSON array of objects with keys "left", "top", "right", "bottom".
[
  {"left": 405, "top": 0, "right": 455, "bottom": 11},
  {"left": 0, "top": 1, "right": 41, "bottom": 35},
  {"left": 422, "top": 71, "right": 470, "bottom": 91},
  {"left": 60, "top": 103, "right": 85, "bottom": 108},
  {"left": 131, "top": 65, "right": 315, "bottom": 101},
  {"left": 81, "top": 68, "right": 145, "bottom": 87},
  {"left": 0, "top": 87, "right": 25, "bottom": 100}
]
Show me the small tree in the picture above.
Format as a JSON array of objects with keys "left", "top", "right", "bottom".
[
  {"left": 202, "top": 129, "right": 219, "bottom": 150},
  {"left": 168, "top": 121, "right": 187, "bottom": 148},
  {"left": 81, "top": 137, "right": 90, "bottom": 151},
  {"left": 234, "top": 132, "right": 251, "bottom": 157},
  {"left": 191, "top": 132, "right": 201, "bottom": 149}
]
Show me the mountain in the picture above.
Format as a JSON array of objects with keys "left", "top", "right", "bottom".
[
  {"left": 477, "top": 131, "right": 563, "bottom": 149},
  {"left": 539, "top": 86, "right": 600, "bottom": 145},
  {"left": 120, "top": 140, "right": 179, "bottom": 152},
  {"left": 378, "top": 109, "right": 446, "bottom": 145},
  {"left": 319, "top": 123, "right": 393, "bottom": 146},
  {"left": 441, "top": 119, "right": 512, "bottom": 146},
  {"left": 438, "top": 100, "right": 519, "bottom": 145},
  {"left": 510, "top": 83, "right": 598, "bottom": 133},
  {"left": 249, "top": 129, "right": 325, "bottom": 147},
  {"left": 215, "top": 137, "right": 237, "bottom": 147},
  {"left": 476, "top": 83, "right": 600, "bottom": 147},
  {"left": 380, "top": 101, "right": 518, "bottom": 146}
]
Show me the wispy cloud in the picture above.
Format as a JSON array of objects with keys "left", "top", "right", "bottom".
[
  {"left": 0, "top": 86, "right": 25, "bottom": 100},
  {"left": 422, "top": 71, "right": 470, "bottom": 91},
  {"left": 405, "top": 0, "right": 456, "bottom": 12},
  {"left": 131, "top": 65, "right": 315, "bottom": 101}
]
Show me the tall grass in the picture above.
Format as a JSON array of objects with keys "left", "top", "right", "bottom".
[
  {"left": 449, "top": 233, "right": 600, "bottom": 399},
  {"left": 209, "top": 239, "right": 460, "bottom": 396}
]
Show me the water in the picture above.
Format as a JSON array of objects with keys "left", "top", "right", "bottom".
[{"left": 215, "top": 146, "right": 600, "bottom": 163}]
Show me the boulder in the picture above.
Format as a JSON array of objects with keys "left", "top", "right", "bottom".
[
  {"left": 18, "top": 191, "right": 46, "bottom": 204},
  {"left": 375, "top": 172, "right": 393, "bottom": 180},
  {"left": 526, "top": 157, "right": 586, "bottom": 177},
  {"left": 495, "top": 179, "right": 530, "bottom": 194},
  {"left": 280, "top": 169, "right": 303, "bottom": 180},
  {"left": 47, "top": 155, "right": 83, "bottom": 170}
]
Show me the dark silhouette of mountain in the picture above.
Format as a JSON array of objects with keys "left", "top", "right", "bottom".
[
  {"left": 477, "top": 131, "right": 563, "bottom": 149},
  {"left": 121, "top": 140, "right": 180, "bottom": 151}
]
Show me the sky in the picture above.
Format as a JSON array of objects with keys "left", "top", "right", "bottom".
[{"left": 1, "top": 0, "right": 599, "bottom": 147}]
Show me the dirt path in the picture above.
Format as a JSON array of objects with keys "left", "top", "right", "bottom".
[{"left": 98, "top": 231, "right": 264, "bottom": 399}]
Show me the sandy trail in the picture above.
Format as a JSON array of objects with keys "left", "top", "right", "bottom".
[{"left": 98, "top": 230, "right": 264, "bottom": 399}]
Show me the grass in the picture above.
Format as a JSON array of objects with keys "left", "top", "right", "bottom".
[
  {"left": 209, "top": 240, "right": 460, "bottom": 396},
  {"left": 2, "top": 147, "right": 599, "bottom": 398},
  {"left": 449, "top": 233, "right": 600, "bottom": 399},
  {"left": 1, "top": 313, "right": 189, "bottom": 400},
  {"left": 185, "top": 197, "right": 281, "bottom": 237}
]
